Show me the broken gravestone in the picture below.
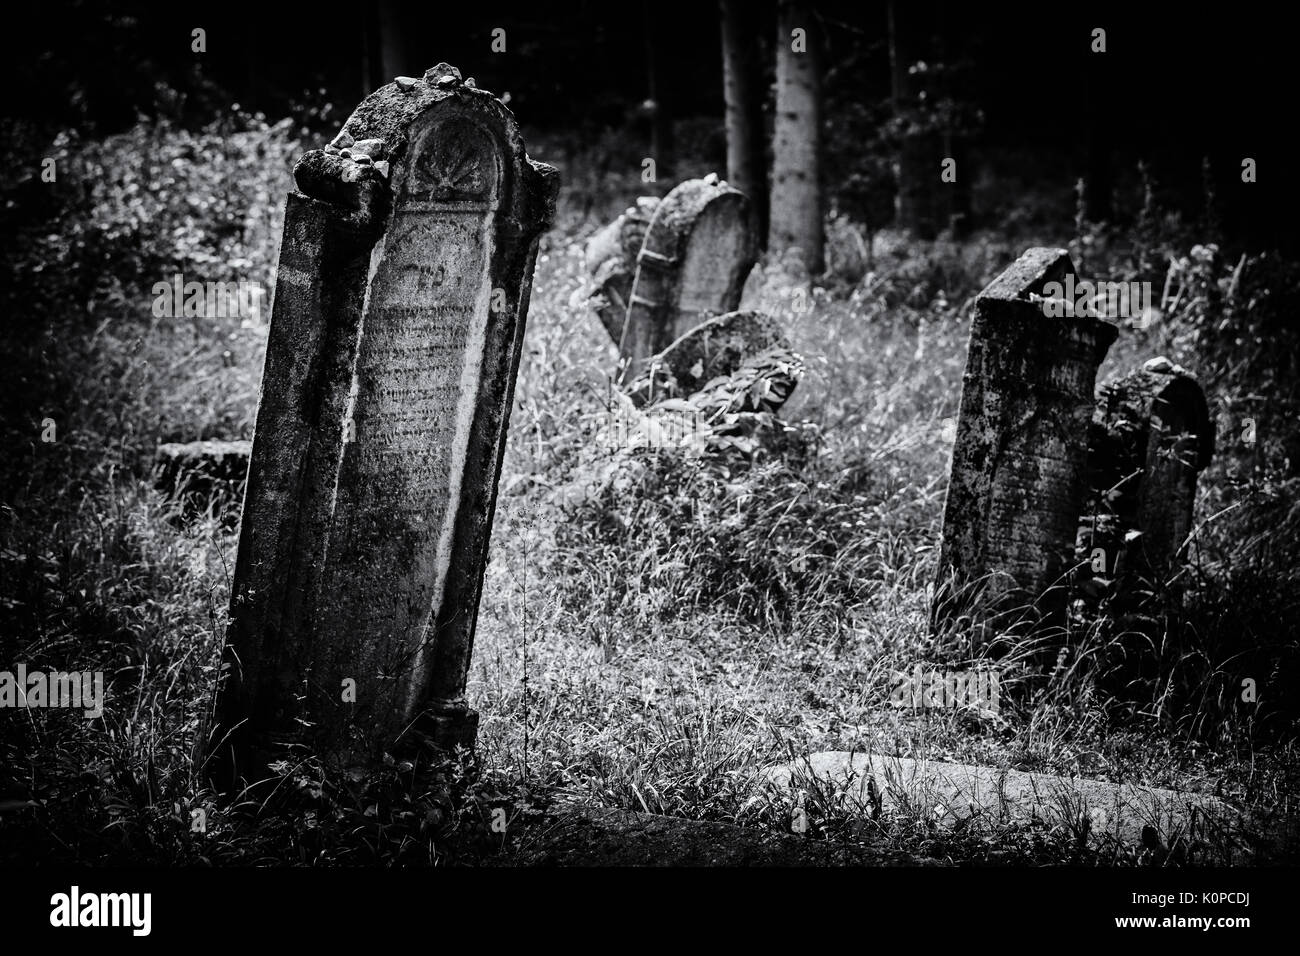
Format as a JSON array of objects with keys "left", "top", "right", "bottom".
[
  {"left": 1083, "top": 357, "right": 1214, "bottom": 592},
  {"left": 154, "top": 439, "right": 250, "bottom": 520},
  {"left": 627, "top": 310, "right": 801, "bottom": 414},
  {"left": 585, "top": 196, "right": 661, "bottom": 346},
  {"left": 933, "top": 248, "right": 1118, "bottom": 639},
  {"left": 214, "top": 64, "right": 558, "bottom": 784},
  {"left": 617, "top": 175, "right": 758, "bottom": 380}
]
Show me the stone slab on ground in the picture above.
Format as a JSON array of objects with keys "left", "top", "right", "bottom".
[{"left": 763, "top": 752, "right": 1251, "bottom": 854}]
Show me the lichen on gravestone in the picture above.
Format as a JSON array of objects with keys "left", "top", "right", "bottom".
[
  {"left": 212, "top": 64, "right": 558, "bottom": 785},
  {"left": 932, "top": 248, "right": 1118, "bottom": 642},
  {"left": 617, "top": 176, "right": 759, "bottom": 380}
]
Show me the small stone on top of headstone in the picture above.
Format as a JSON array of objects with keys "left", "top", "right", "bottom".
[
  {"left": 424, "top": 62, "right": 463, "bottom": 87},
  {"left": 395, "top": 76, "right": 419, "bottom": 91},
  {"left": 351, "top": 138, "right": 386, "bottom": 159}
]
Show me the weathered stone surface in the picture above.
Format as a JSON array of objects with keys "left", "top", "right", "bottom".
[
  {"left": 933, "top": 248, "right": 1118, "bottom": 637},
  {"left": 215, "top": 64, "right": 558, "bottom": 784},
  {"left": 627, "top": 309, "right": 800, "bottom": 414},
  {"left": 763, "top": 752, "right": 1250, "bottom": 855},
  {"left": 621, "top": 175, "right": 758, "bottom": 379},
  {"left": 1084, "top": 358, "right": 1214, "bottom": 588},
  {"left": 584, "top": 196, "right": 660, "bottom": 346},
  {"left": 154, "top": 439, "right": 250, "bottom": 515}
]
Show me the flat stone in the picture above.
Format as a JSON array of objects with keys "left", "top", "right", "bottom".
[{"left": 762, "top": 752, "right": 1251, "bottom": 854}]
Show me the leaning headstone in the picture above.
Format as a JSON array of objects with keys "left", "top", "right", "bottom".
[
  {"left": 214, "top": 63, "right": 558, "bottom": 783},
  {"left": 627, "top": 309, "right": 800, "bottom": 413},
  {"left": 933, "top": 248, "right": 1118, "bottom": 638},
  {"left": 1084, "top": 357, "right": 1214, "bottom": 587},
  {"left": 155, "top": 439, "right": 251, "bottom": 520},
  {"left": 584, "top": 196, "right": 660, "bottom": 345},
  {"left": 621, "top": 175, "right": 758, "bottom": 379}
]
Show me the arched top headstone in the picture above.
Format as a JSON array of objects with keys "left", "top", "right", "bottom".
[
  {"left": 620, "top": 174, "right": 759, "bottom": 377},
  {"left": 634, "top": 175, "right": 757, "bottom": 321},
  {"left": 292, "top": 61, "right": 557, "bottom": 242},
  {"left": 1096, "top": 358, "right": 1215, "bottom": 473}
]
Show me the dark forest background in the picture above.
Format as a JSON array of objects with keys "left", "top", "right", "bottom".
[{"left": 2, "top": 0, "right": 1294, "bottom": 249}]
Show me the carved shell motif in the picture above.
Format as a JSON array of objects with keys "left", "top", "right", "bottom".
[{"left": 409, "top": 118, "right": 498, "bottom": 202}]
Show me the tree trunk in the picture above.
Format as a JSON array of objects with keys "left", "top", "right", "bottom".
[
  {"left": 377, "top": 0, "right": 412, "bottom": 86},
  {"left": 720, "top": 0, "right": 769, "bottom": 239},
  {"left": 889, "top": 0, "right": 938, "bottom": 239},
  {"left": 768, "top": 0, "right": 823, "bottom": 273},
  {"left": 644, "top": 0, "right": 674, "bottom": 180}
]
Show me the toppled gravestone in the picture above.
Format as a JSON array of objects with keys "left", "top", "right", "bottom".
[
  {"left": 626, "top": 310, "right": 802, "bottom": 414},
  {"left": 154, "top": 439, "right": 251, "bottom": 517},
  {"left": 1083, "top": 357, "right": 1215, "bottom": 591},
  {"left": 585, "top": 196, "right": 661, "bottom": 345},
  {"left": 933, "top": 248, "right": 1118, "bottom": 639},
  {"left": 588, "top": 175, "right": 758, "bottom": 380},
  {"left": 213, "top": 63, "right": 557, "bottom": 784},
  {"left": 763, "top": 752, "right": 1252, "bottom": 858}
]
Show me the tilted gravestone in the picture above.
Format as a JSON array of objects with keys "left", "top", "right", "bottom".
[
  {"left": 1084, "top": 357, "right": 1214, "bottom": 588},
  {"left": 618, "top": 175, "right": 758, "bottom": 379},
  {"left": 627, "top": 310, "right": 801, "bottom": 414},
  {"left": 932, "top": 248, "right": 1118, "bottom": 637},
  {"left": 214, "top": 63, "right": 558, "bottom": 781},
  {"left": 584, "top": 196, "right": 660, "bottom": 346}
]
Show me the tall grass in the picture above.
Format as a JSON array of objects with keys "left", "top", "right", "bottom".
[{"left": 1, "top": 116, "right": 1296, "bottom": 864}]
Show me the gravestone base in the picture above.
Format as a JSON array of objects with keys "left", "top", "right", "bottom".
[{"left": 416, "top": 707, "right": 480, "bottom": 752}]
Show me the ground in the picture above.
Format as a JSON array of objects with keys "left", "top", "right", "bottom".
[{"left": 1, "top": 118, "right": 1298, "bottom": 866}]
